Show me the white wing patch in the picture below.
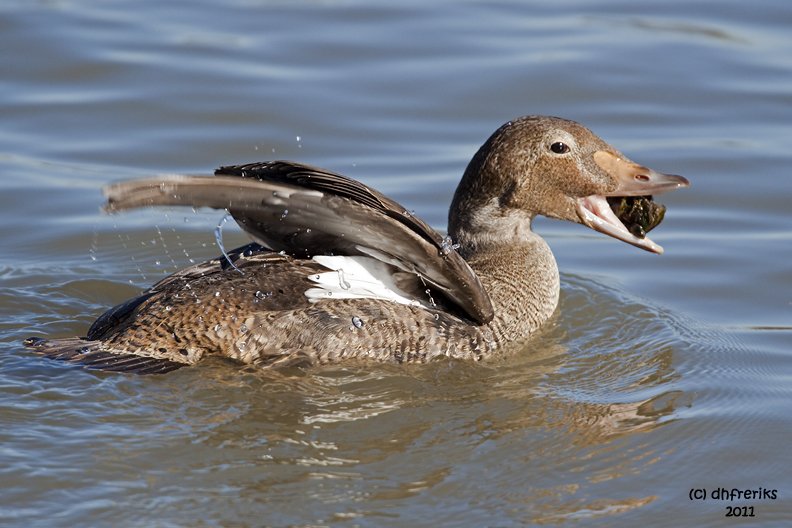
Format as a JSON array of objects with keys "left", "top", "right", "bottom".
[{"left": 305, "top": 255, "right": 425, "bottom": 307}]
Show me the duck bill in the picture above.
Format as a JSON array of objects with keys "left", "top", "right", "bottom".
[
  {"left": 592, "top": 150, "right": 690, "bottom": 196},
  {"left": 576, "top": 151, "right": 690, "bottom": 254}
]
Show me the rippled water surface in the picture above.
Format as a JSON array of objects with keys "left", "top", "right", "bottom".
[{"left": 2, "top": 1, "right": 791, "bottom": 526}]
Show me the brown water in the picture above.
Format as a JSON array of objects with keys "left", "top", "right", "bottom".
[{"left": 1, "top": 1, "right": 791, "bottom": 527}]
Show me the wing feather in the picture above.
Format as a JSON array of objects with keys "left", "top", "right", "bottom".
[
  {"left": 23, "top": 337, "right": 186, "bottom": 375},
  {"left": 103, "top": 161, "right": 494, "bottom": 324}
]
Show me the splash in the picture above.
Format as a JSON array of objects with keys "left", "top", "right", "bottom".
[{"left": 215, "top": 213, "right": 244, "bottom": 275}]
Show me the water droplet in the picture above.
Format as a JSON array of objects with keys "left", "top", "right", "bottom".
[
  {"left": 213, "top": 324, "right": 221, "bottom": 332},
  {"left": 337, "top": 268, "right": 351, "bottom": 290},
  {"left": 155, "top": 260, "right": 161, "bottom": 266},
  {"left": 238, "top": 340, "right": 247, "bottom": 351},
  {"left": 165, "top": 306, "right": 172, "bottom": 311},
  {"left": 215, "top": 214, "right": 244, "bottom": 275},
  {"left": 352, "top": 316, "right": 364, "bottom": 329},
  {"left": 239, "top": 324, "right": 248, "bottom": 334},
  {"left": 425, "top": 289, "right": 437, "bottom": 307},
  {"left": 215, "top": 292, "right": 220, "bottom": 297},
  {"left": 439, "top": 235, "right": 460, "bottom": 256},
  {"left": 255, "top": 291, "right": 266, "bottom": 299}
]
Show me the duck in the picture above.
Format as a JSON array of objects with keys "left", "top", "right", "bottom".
[{"left": 24, "top": 116, "right": 689, "bottom": 374}]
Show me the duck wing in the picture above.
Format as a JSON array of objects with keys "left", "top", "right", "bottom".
[{"left": 103, "top": 161, "right": 494, "bottom": 324}]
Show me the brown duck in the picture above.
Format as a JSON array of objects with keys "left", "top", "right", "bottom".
[{"left": 24, "top": 116, "right": 689, "bottom": 374}]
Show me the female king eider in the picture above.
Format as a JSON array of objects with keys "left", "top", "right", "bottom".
[{"left": 25, "top": 116, "right": 688, "bottom": 374}]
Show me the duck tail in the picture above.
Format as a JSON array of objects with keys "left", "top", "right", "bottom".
[{"left": 23, "top": 337, "right": 186, "bottom": 375}]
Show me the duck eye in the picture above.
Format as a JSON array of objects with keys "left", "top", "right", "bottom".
[{"left": 550, "top": 142, "right": 570, "bottom": 154}]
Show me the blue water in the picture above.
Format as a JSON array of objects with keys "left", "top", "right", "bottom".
[{"left": 1, "top": 1, "right": 791, "bottom": 526}]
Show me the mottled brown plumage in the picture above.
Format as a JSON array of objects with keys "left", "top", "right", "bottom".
[{"left": 24, "top": 116, "right": 688, "bottom": 374}]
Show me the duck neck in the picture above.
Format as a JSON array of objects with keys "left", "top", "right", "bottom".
[{"left": 451, "top": 215, "right": 560, "bottom": 341}]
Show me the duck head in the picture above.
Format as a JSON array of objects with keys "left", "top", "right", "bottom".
[{"left": 448, "top": 115, "right": 689, "bottom": 254}]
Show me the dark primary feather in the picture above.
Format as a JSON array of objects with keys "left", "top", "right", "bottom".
[
  {"left": 23, "top": 337, "right": 185, "bottom": 374},
  {"left": 215, "top": 161, "right": 443, "bottom": 247},
  {"left": 216, "top": 161, "right": 390, "bottom": 213}
]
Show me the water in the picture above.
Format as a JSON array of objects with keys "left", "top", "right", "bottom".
[{"left": 2, "top": 1, "right": 791, "bottom": 526}]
